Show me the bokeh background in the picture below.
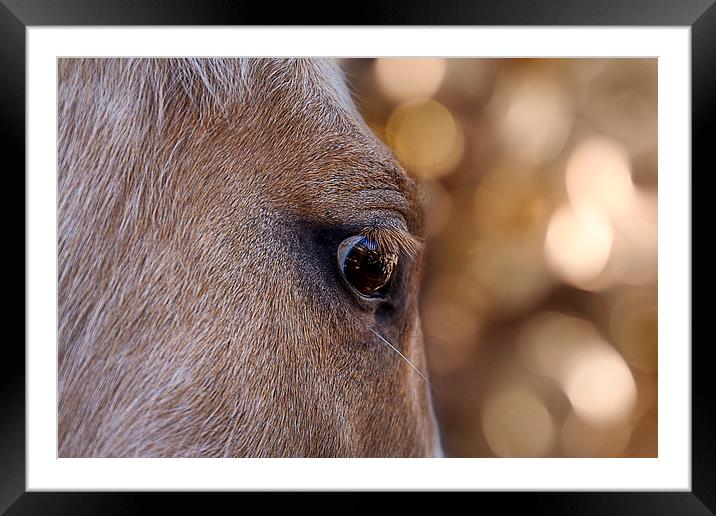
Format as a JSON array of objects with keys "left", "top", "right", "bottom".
[{"left": 340, "top": 58, "right": 658, "bottom": 458}]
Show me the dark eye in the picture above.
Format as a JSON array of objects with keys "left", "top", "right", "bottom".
[{"left": 337, "top": 235, "right": 398, "bottom": 298}]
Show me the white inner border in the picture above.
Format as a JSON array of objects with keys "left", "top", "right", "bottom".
[{"left": 27, "top": 27, "right": 691, "bottom": 491}]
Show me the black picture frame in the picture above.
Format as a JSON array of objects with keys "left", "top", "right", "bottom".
[{"left": 2, "top": 0, "right": 707, "bottom": 512}]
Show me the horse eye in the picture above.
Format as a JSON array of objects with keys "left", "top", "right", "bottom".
[{"left": 337, "top": 235, "right": 398, "bottom": 298}]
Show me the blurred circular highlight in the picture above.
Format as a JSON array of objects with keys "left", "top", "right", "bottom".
[
  {"left": 374, "top": 58, "right": 447, "bottom": 103},
  {"left": 481, "top": 384, "right": 555, "bottom": 457},
  {"left": 498, "top": 78, "right": 574, "bottom": 165},
  {"left": 544, "top": 204, "right": 614, "bottom": 288},
  {"left": 520, "top": 311, "right": 637, "bottom": 428},
  {"left": 519, "top": 312, "right": 604, "bottom": 382},
  {"left": 564, "top": 346, "right": 637, "bottom": 427},
  {"left": 565, "top": 136, "right": 634, "bottom": 224},
  {"left": 386, "top": 99, "right": 464, "bottom": 179}
]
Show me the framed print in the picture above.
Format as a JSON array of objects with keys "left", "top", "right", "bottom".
[{"left": 2, "top": 0, "right": 707, "bottom": 511}]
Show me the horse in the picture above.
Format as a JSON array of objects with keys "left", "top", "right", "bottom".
[{"left": 57, "top": 58, "right": 441, "bottom": 457}]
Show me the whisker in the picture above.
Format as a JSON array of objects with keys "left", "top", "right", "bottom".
[{"left": 369, "top": 328, "right": 436, "bottom": 392}]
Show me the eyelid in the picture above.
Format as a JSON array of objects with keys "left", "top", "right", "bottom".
[
  {"left": 351, "top": 189, "right": 415, "bottom": 223},
  {"left": 357, "top": 225, "right": 424, "bottom": 260}
]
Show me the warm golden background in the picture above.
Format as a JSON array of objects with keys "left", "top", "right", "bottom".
[{"left": 341, "top": 58, "right": 658, "bottom": 458}]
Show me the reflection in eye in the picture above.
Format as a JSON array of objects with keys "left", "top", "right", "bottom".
[{"left": 337, "top": 235, "right": 398, "bottom": 298}]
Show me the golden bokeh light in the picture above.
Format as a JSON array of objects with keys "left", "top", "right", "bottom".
[
  {"left": 591, "top": 187, "right": 657, "bottom": 289},
  {"left": 609, "top": 189, "right": 658, "bottom": 284},
  {"left": 565, "top": 136, "right": 634, "bottom": 224},
  {"left": 544, "top": 204, "right": 614, "bottom": 288},
  {"left": 386, "top": 99, "right": 464, "bottom": 179},
  {"left": 519, "top": 313, "right": 637, "bottom": 428},
  {"left": 481, "top": 385, "right": 555, "bottom": 457},
  {"left": 497, "top": 77, "right": 574, "bottom": 165},
  {"left": 519, "top": 312, "right": 604, "bottom": 382},
  {"left": 343, "top": 58, "right": 657, "bottom": 457},
  {"left": 564, "top": 346, "right": 637, "bottom": 427},
  {"left": 374, "top": 58, "right": 447, "bottom": 103}
]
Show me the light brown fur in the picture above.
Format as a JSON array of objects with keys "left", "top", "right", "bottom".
[{"left": 58, "top": 58, "right": 440, "bottom": 457}]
